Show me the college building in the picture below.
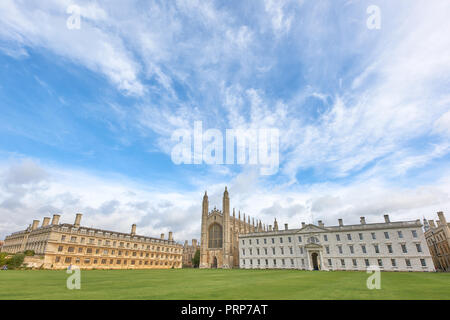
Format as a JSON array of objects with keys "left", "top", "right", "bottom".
[
  {"left": 424, "top": 211, "right": 450, "bottom": 271},
  {"left": 200, "top": 187, "right": 266, "bottom": 268},
  {"left": 1, "top": 213, "right": 183, "bottom": 269},
  {"left": 239, "top": 215, "right": 435, "bottom": 272},
  {"left": 182, "top": 239, "right": 199, "bottom": 267}
]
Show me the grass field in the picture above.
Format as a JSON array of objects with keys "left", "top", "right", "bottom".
[{"left": 0, "top": 269, "right": 449, "bottom": 300}]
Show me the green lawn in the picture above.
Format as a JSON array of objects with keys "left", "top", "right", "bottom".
[{"left": 0, "top": 269, "right": 449, "bottom": 300}]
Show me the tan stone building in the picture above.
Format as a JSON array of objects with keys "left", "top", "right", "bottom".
[
  {"left": 182, "top": 239, "right": 199, "bottom": 267},
  {"left": 424, "top": 211, "right": 450, "bottom": 271},
  {"left": 200, "top": 187, "right": 265, "bottom": 268},
  {"left": 1, "top": 214, "right": 183, "bottom": 270}
]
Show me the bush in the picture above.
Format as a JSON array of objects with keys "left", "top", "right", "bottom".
[{"left": 24, "top": 250, "right": 35, "bottom": 256}]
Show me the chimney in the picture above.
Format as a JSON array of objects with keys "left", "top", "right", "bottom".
[
  {"left": 284, "top": 223, "right": 288, "bottom": 231},
  {"left": 161, "top": 233, "right": 165, "bottom": 240},
  {"left": 429, "top": 220, "right": 436, "bottom": 228},
  {"left": 360, "top": 217, "right": 366, "bottom": 225},
  {"left": 51, "top": 214, "right": 60, "bottom": 225},
  {"left": 31, "top": 220, "right": 40, "bottom": 230},
  {"left": 437, "top": 211, "right": 447, "bottom": 225},
  {"left": 384, "top": 214, "right": 390, "bottom": 223},
  {"left": 42, "top": 217, "right": 51, "bottom": 227},
  {"left": 168, "top": 231, "right": 173, "bottom": 241},
  {"left": 301, "top": 222, "right": 306, "bottom": 228},
  {"left": 338, "top": 219, "right": 343, "bottom": 227},
  {"left": 131, "top": 224, "right": 136, "bottom": 236},
  {"left": 318, "top": 220, "right": 324, "bottom": 228},
  {"left": 74, "top": 213, "right": 82, "bottom": 227}
]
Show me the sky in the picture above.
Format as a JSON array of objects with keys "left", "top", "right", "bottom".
[{"left": 0, "top": 0, "right": 449, "bottom": 243}]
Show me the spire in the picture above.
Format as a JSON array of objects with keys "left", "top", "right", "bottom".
[
  {"left": 233, "top": 208, "right": 235, "bottom": 217},
  {"left": 423, "top": 217, "right": 430, "bottom": 231},
  {"left": 274, "top": 218, "right": 278, "bottom": 231}
]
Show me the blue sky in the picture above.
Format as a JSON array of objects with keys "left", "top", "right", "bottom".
[{"left": 0, "top": 0, "right": 449, "bottom": 242}]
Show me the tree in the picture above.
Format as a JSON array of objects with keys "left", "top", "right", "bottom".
[
  {"left": 6, "top": 253, "right": 25, "bottom": 269},
  {"left": 192, "top": 249, "right": 200, "bottom": 268}
]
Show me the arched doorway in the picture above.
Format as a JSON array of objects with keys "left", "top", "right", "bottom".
[
  {"left": 311, "top": 252, "right": 320, "bottom": 270},
  {"left": 212, "top": 256, "right": 218, "bottom": 268}
]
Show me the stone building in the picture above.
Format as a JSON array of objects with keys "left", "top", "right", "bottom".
[
  {"left": 182, "top": 239, "right": 199, "bottom": 267},
  {"left": 200, "top": 187, "right": 265, "bottom": 268},
  {"left": 239, "top": 215, "right": 434, "bottom": 272},
  {"left": 1, "top": 213, "right": 183, "bottom": 269},
  {"left": 424, "top": 211, "right": 450, "bottom": 271}
]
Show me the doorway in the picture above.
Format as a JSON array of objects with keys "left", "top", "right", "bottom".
[
  {"left": 212, "top": 256, "right": 218, "bottom": 268},
  {"left": 311, "top": 252, "right": 320, "bottom": 270}
]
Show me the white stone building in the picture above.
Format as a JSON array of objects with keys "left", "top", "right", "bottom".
[{"left": 239, "top": 215, "right": 435, "bottom": 272}]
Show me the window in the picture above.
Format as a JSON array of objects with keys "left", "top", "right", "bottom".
[
  {"left": 291, "top": 259, "right": 294, "bottom": 265},
  {"left": 249, "top": 249, "right": 253, "bottom": 255},
  {"left": 87, "top": 248, "right": 92, "bottom": 254},
  {"left": 65, "top": 257, "right": 72, "bottom": 263},
  {"left": 365, "top": 259, "right": 370, "bottom": 267},
  {"left": 398, "top": 231, "right": 403, "bottom": 238},
  {"left": 271, "top": 238, "right": 275, "bottom": 244},
  {"left": 289, "top": 247, "right": 293, "bottom": 254},
  {"left": 412, "top": 230, "right": 418, "bottom": 238},
  {"left": 336, "top": 234, "right": 340, "bottom": 241},
  {"left": 288, "top": 237, "right": 292, "bottom": 243},
  {"left": 272, "top": 248, "right": 275, "bottom": 254},
  {"left": 280, "top": 238, "right": 283, "bottom": 244},
  {"left": 326, "top": 246, "right": 330, "bottom": 254},
  {"left": 282, "top": 259, "right": 285, "bottom": 266},
  {"left": 257, "top": 248, "right": 260, "bottom": 255},
  {"left": 208, "top": 223, "right": 223, "bottom": 248},
  {"left": 58, "top": 246, "right": 63, "bottom": 252},
  {"left": 341, "top": 259, "right": 345, "bottom": 266},
  {"left": 384, "top": 232, "right": 389, "bottom": 239},
  {"left": 242, "top": 249, "right": 245, "bottom": 256},
  {"left": 352, "top": 259, "right": 357, "bottom": 267},
  {"left": 257, "top": 259, "right": 260, "bottom": 265},
  {"left": 371, "top": 233, "right": 376, "bottom": 240},
  {"left": 401, "top": 244, "right": 407, "bottom": 253},
  {"left": 273, "top": 259, "right": 277, "bottom": 266},
  {"left": 359, "top": 233, "right": 363, "bottom": 240},
  {"left": 328, "top": 259, "right": 332, "bottom": 266},
  {"left": 298, "top": 236, "right": 302, "bottom": 242},
  {"left": 265, "top": 259, "right": 268, "bottom": 265},
  {"left": 347, "top": 234, "right": 352, "bottom": 241},
  {"left": 264, "top": 238, "right": 267, "bottom": 244},
  {"left": 361, "top": 245, "right": 367, "bottom": 254},
  {"left": 349, "top": 245, "right": 354, "bottom": 254},
  {"left": 249, "top": 239, "right": 252, "bottom": 245},
  {"left": 387, "top": 244, "right": 393, "bottom": 254},
  {"left": 101, "top": 259, "right": 107, "bottom": 264},
  {"left": 256, "top": 239, "right": 259, "bottom": 245},
  {"left": 378, "top": 259, "right": 383, "bottom": 267},
  {"left": 416, "top": 243, "right": 422, "bottom": 253},
  {"left": 61, "top": 235, "right": 66, "bottom": 241},
  {"left": 324, "top": 235, "right": 328, "bottom": 241},
  {"left": 280, "top": 248, "right": 284, "bottom": 255},
  {"left": 242, "top": 259, "right": 245, "bottom": 265},
  {"left": 391, "top": 259, "right": 396, "bottom": 267},
  {"left": 242, "top": 240, "right": 245, "bottom": 245},
  {"left": 300, "top": 247, "right": 304, "bottom": 254},
  {"left": 338, "top": 246, "right": 343, "bottom": 254},
  {"left": 68, "top": 247, "right": 75, "bottom": 253},
  {"left": 420, "top": 259, "right": 426, "bottom": 267},
  {"left": 405, "top": 259, "right": 411, "bottom": 267},
  {"left": 374, "top": 245, "right": 379, "bottom": 254},
  {"left": 264, "top": 248, "right": 268, "bottom": 255},
  {"left": 70, "top": 236, "right": 77, "bottom": 242}
]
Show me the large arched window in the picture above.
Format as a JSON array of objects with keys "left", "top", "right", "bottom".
[{"left": 208, "top": 223, "right": 223, "bottom": 248}]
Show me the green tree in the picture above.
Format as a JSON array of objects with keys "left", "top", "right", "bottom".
[
  {"left": 192, "top": 249, "right": 200, "bottom": 268},
  {"left": 6, "top": 253, "right": 25, "bottom": 269}
]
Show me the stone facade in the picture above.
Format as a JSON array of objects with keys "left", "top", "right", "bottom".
[
  {"left": 424, "top": 212, "right": 450, "bottom": 271},
  {"left": 239, "top": 215, "right": 435, "bottom": 272},
  {"left": 1, "top": 214, "right": 183, "bottom": 269},
  {"left": 182, "top": 239, "right": 199, "bottom": 267},
  {"left": 200, "top": 187, "right": 265, "bottom": 268}
]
